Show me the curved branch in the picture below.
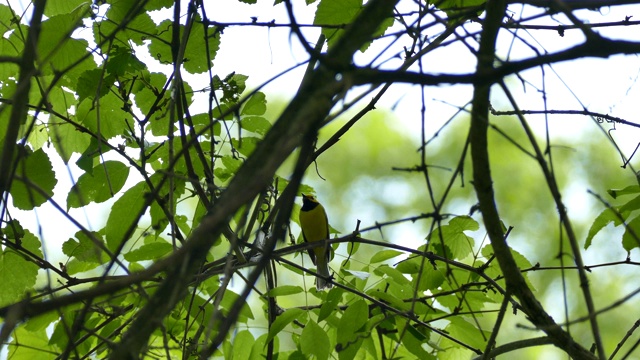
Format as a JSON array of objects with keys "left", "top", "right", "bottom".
[{"left": 469, "top": 0, "right": 598, "bottom": 359}]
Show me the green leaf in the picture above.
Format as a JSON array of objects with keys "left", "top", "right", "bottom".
[
  {"left": 124, "top": 242, "right": 173, "bottom": 262},
  {"left": 622, "top": 216, "right": 640, "bottom": 252},
  {"left": 266, "top": 285, "right": 304, "bottom": 297},
  {"left": 240, "top": 116, "right": 271, "bottom": 135},
  {"left": 76, "top": 92, "right": 134, "bottom": 139},
  {"left": 337, "top": 300, "right": 368, "bottom": 348},
  {"left": 314, "top": 0, "right": 393, "bottom": 52},
  {"left": 232, "top": 330, "right": 255, "bottom": 359},
  {"left": 38, "top": 12, "right": 95, "bottom": 77},
  {"left": 105, "top": 180, "right": 147, "bottom": 251},
  {"left": 132, "top": 72, "right": 169, "bottom": 123},
  {"left": 585, "top": 208, "right": 625, "bottom": 249},
  {"left": 370, "top": 249, "right": 403, "bottom": 263},
  {"left": 191, "top": 113, "right": 222, "bottom": 137},
  {"left": 430, "top": 216, "right": 478, "bottom": 260},
  {"left": 149, "top": 173, "right": 186, "bottom": 235},
  {"left": 266, "top": 308, "right": 304, "bottom": 344},
  {"left": 367, "top": 289, "right": 409, "bottom": 311},
  {"left": 8, "top": 327, "right": 58, "bottom": 360},
  {"left": 374, "top": 264, "right": 410, "bottom": 286},
  {"left": 241, "top": 92, "right": 267, "bottom": 116},
  {"left": 49, "top": 119, "right": 92, "bottom": 164},
  {"left": 27, "top": 123, "right": 49, "bottom": 151},
  {"left": 219, "top": 290, "right": 255, "bottom": 322},
  {"left": 608, "top": 185, "right": 640, "bottom": 199},
  {"left": 148, "top": 17, "right": 220, "bottom": 74},
  {"left": 76, "top": 68, "right": 114, "bottom": 103},
  {"left": 402, "top": 324, "right": 432, "bottom": 359},
  {"left": 301, "top": 320, "right": 330, "bottom": 360},
  {"left": 98, "top": 3, "right": 158, "bottom": 47},
  {"left": 67, "top": 161, "right": 130, "bottom": 209},
  {"left": 231, "top": 136, "right": 260, "bottom": 157},
  {"left": 62, "top": 231, "right": 107, "bottom": 263},
  {"left": 105, "top": 46, "right": 146, "bottom": 76},
  {"left": 446, "top": 317, "right": 489, "bottom": 350},
  {"left": 620, "top": 195, "right": 640, "bottom": 213},
  {"left": 318, "top": 287, "right": 343, "bottom": 322},
  {"left": 315, "top": 0, "right": 361, "bottom": 48},
  {"left": 415, "top": 263, "right": 445, "bottom": 291},
  {"left": 45, "top": 0, "right": 91, "bottom": 17},
  {"left": 0, "top": 229, "right": 41, "bottom": 306},
  {"left": 10, "top": 148, "right": 57, "bottom": 210}
]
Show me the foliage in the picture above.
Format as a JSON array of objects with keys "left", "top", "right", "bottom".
[{"left": 1, "top": 0, "right": 640, "bottom": 359}]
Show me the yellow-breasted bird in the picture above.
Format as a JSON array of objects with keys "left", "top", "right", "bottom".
[{"left": 299, "top": 194, "right": 332, "bottom": 290}]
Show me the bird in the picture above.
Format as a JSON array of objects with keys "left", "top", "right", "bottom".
[{"left": 299, "top": 193, "right": 332, "bottom": 290}]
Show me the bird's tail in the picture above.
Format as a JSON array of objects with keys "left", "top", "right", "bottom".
[{"left": 316, "top": 257, "right": 332, "bottom": 290}]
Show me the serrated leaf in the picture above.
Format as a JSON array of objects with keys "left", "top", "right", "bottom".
[
  {"left": 585, "top": 208, "right": 625, "bottom": 249},
  {"left": 148, "top": 17, "right": 220, "bottom": 74},
  {"left": 67, "top": 161, "right": 130, "bottom": 209},
  {"left": 76, "top": 68, "right": 114, "bottom": 103},
  {"left": 314, "top": 0, "right": 393, "bottom": 52},
  {"left": 620, "top": 195, "right": 640, "bottom": 213},
  {"left": 62, "top": 231, "right": 107, "bottom": 264},
  {"left": 430, "top": 216, "right": 477, "bottom": 260},
  {"left": 219, "top": 290, "right": 254, "bottom": 322},
  {"left": 76, "top": 92, "right": 134, "bottom": 139},
  {"left": 266, "top": 308, "right": 304, "bottom": 344},
  {"left": 105, "top": 46, "right": 146, "bottom": 76},
  {"left": 446, "top": 317, "right": 489, "bottom": 350},
  {"left": 315, "top": 0, "right": 361, "bottom": 48},
  {"left": 403, "top": 325, "right": 432, "bottom": 359},
  {"left": 124, "top": 242, "right": 173, "bottom": 262},
  {"left": 8, "top": 327, "right": 58, "bottom": 360},
  {"left": 396, "top": 257, "right": 420, "bottom": 274},
  {"left": 416, "top": 263, "right": 445, "bottom": 291},
  {"left": 44, "top": 0, "right": 91, "bottom": 17},
  {"left": 49, "top": 120, "right": 92, "bottom": 164},
  {"left": 0, "top": 230, "right": 41, "bottom": 306},
  {"left": 10, "top": 148, "right": 57, "bottom": 210},
  {"left": 105, "top": 180, "right": 147, "bottom": 251},
  {"left": 370, "top": 249, "right": 403, "bottom": 263},
  {"left": 608, "top": 185, "right": 640, "bottom": 199},
  {"left": 240, "top": 116, "right": 271, "bottom": 135},
  {"left": 448, "top": 215, "right": 479, "bottom": 231},
  {"left": 241, "top": 92, "right": 267, "bottom": 116},
  {"left": 301, "top": 320, "right": 330, "bottom": 360},
  {"left": 266, "top": 285, "right": 304, "bottom": 297},
  {"left": 622, "top": 216, "right": 640, "bottom": 252},
  {"left": 318, "top": 287, "right": 343, "bottom": 322},
  {"left": 191, "top": 113, "right": 222, "bottom": 137},
  {"left": 231, "top": 136, "right": 259, "bottom": 157},
  {"left": 374, "top": 265, "right": 410, "bottom": 286},
  {"left": 337, "top": 300, "right": 368, "bottom": 346},
  {"left": 232, "top": 330, "right": 255, "bottom": 360}
]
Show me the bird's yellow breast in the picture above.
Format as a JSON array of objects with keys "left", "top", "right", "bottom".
[{"left": 299, "top": 203, "right": 329, "bottom": 243}]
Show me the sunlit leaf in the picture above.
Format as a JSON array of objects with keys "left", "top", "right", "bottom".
[
  {"left": 67, "top": 161, "right": 130, "bottom": 209},
  {"left": 10, "top": 147, "right": 57, "bottom": 210},
  {"left": 301, "top": 320, "right": 330, "bottom": 360}
]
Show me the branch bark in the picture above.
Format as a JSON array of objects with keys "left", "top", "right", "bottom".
[{"left": 469, "top": 1, "right": 598, "bottom": 359}]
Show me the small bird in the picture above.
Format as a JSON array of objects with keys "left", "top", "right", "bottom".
[{"left": 299, "top": 194, "right": 332, "bottom": 290}]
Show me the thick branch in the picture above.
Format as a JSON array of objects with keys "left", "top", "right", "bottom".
[
  {"left": 469, "top": 0, "right": 598, "bottom": 359},
  {"left": 350, "top": 38, "right": 640, "bottom": 87}
]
